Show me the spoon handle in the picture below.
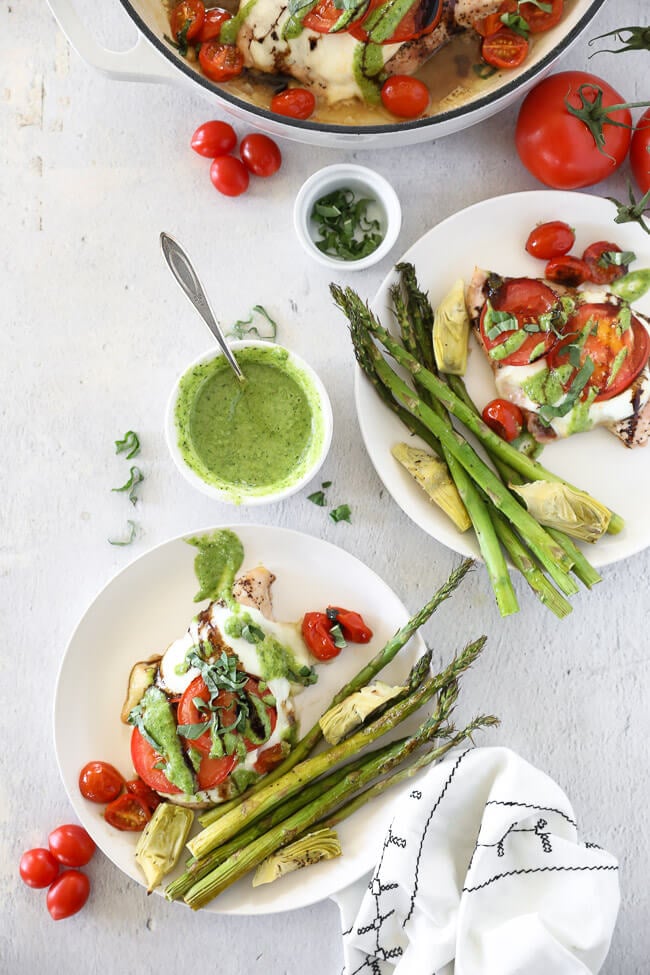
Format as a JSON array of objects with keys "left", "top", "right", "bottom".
[{"left": 160, "top": 232, "right": 245, "bottom": 382}]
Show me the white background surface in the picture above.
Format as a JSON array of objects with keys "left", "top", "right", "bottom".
[{"left": 2, "top": 1, "right": 648, "bottom": 972}]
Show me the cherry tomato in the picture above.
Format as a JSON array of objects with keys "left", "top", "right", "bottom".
[
  {"left": 46, "top": 870, "right": 90, "bottom": 921},
  {"left": 326, "top": 607, "right": 373, "bottom": 643},
  {"left": 78, "top": 761, "right": 125, "bottom": 804},
  {"left": 515, "top": 71, "right": 632, "bottom": 189},
  {"left": 631, "top": 108, "right": 650, "bottom": 195},
  {"left": 479, "top": 277, "right": 560, "bottom": 366},
  {"left": 197, "top": 6, "right": 231, "bottom": 42},
  {"left": 547, "top": 303, "right": 649, "bottom": 401},
  {"left": 482, "top": 399, "right": 524, "bottom": 442},
  {"left": 198, "top": 41, "right": 244, "bottom": 82},
  {"left": 190, "top": 119, "right": 237, "bottom": 157},
  {"left": 544, "top": 255, "right": 591, "bottom": 287},
  {"left": 253, "top": 742, "right": 289, "bottom": 775},
  {"left": 520, "top": 0, "right": 563, "bottom": 32},
  {"left": 19, "top": 848, "right": 60, "bottom": 889},
  {"left": 481, "top": 28, "right": 529, "bottom": 69},
  {"left": 270, "top": 88, "right": 316, "bottom": 120},
  {"left": 209, "top": 155, "right": 250, "bottom": 196},
  {"left": 239, "top": 133, "right": 282, "bottom": 177},
  {"left": 126, "top": 777, "right": 162, "bottom": 812},
  {"left": 525, "top": 221, "right": 575, "bottom": 260},
  {"left": 104, "top": 793, "right": 151, "bottom": 831},
  {"left": 380, "top": 75, "right": 429, "bottom": 119},
  {"left": 170, "top": 0, "right": 205, "bottom": 43},
  {"left": 582, "top": 241, "right": 628, "bottom": 285},
  {"left": 302, "top": 612, "right": 341, "bottom": 661},
  {"left": 48, "top": 825, "right": 95, "bottom": 868}
]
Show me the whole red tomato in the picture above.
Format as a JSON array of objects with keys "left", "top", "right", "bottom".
[
  {"left": 630, "top": 108, "right": 650, "bottom": 195},
  {"left": 46, "top": 870, "right": 90, "bottom": 921},
  {"left": 515, "top": 71, "right": 632, "bottom": 189},
  {"left": 48, "top": 824, "right": 96, "bottom": 867}
]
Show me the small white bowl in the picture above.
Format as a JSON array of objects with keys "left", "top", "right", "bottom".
[
  {"left": 293, "top": 163, "right": 401, "bottom": 272},
  {"left": 165, "top": 340, "right": 333, "bottom": 505}
]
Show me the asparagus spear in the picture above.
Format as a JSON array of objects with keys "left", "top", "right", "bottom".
[
  {"left": 198, "top": 559, "right": 474, "bottom": 828},
  {"left": 184, "top": 686, "right": 477, "bottom": 909},
  {"left": 188, "top": 637, "right": 486, "bottom": 859}
]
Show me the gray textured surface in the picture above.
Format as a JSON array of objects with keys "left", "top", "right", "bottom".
[{"left": 2, "top": 0, "right": 648, "bottom": 971}]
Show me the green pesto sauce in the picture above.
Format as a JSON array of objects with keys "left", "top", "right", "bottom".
[
  {"left": 231, "top": 767, "right": 260, "bottom": 795},
  {"left": 566, "top": 387, "right": 598, "bottom": 435},
  {"left": 352, "top": 43, "right": 385, "bottom": 105},
  {"left": 186, "top": 529, "right": 244, "bottom": 604},
  {"left": 175, "top": 346, "right": 323, "bottom": 502},
  {"left": 219, "top": 0, "right": 258, "bottom": 44},
  {"left": 141, "top": 687, "right": 196, "bottom": 795},
  {"left": 521, "top": 365, "right": 572, "bottom": 406}
]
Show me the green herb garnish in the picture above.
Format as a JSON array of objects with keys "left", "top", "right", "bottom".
[
  {"left": 472, "top": 62, "right": 497, "bottom": 78},
  {"left": 483, "top": 300, "right": 518, "bottom": 339},
  {"left": 598, "top": 250, "right": 636, "bottom": 267},
  {"left": 330, "top": 503, "right": 352, "bottom": 523},
  {"left": 112, "top": 465, "right": 144, "bottom": 505},
  {"left": 311, "top": 189, "right": 384, "bottom": 261},
  {"left": 241, "top": 622, "right": 266, "bottom": 644},
  {"left": 308, "top": 480, "right": 332, "bottom": 506},
  {"left": 108, "top": 520, "right": 137, "bottom": 546},
  {"left": 115, "top": 430, "right": 140, "bottom": 459},
  {"left": 226, "top": 305, "right": 278, "bottom": 341},
  {"left": 329, "top": 623, "right": 348, "bottom": 648}
]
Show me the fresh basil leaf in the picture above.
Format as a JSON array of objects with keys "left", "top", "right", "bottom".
[
  {"left": 108, "top": 520, "right": 137, "bottom": 546},
  {"left": 226, "top": 304, "right": 277, "bottom": 341},
  {"left": 538, "top": 357, "right": 595, "bottom": 424},
  {"left": 176, "top": 722, "right": 210, "bottom": 740},
  {"left": 598, "top": 249, "right": 636, "bottom": 268},
  {"left": 484, "top": 300, "right": 518, "bottom": 339},
  {"left": 330, "top": 503, "right": 352, "bottom": 523},
  {"left": 500, "top": 11, "right": 529, "bottom": 36},
  {"left": 473, "top": 62, "right": 497, "bottom": 78},
  {"left": 241, "top": 622, "right": 265, "bottom": 644},
  {"left": 112, "top": 465, "right": 144, "bottom": 505},
  {"left": 307, "top": 490, "right": 327, "bottom": 506},
  {"left": 114, "top": 430, "right": 140, "bottom": 459},
  {"left": 330, "top": 623, "right": 348, "bottom": 649},
  {"left": 321, "top": 480, "right": 332, "bottom": 488}
]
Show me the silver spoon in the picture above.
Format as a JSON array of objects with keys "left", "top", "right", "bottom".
[{"left": 160, "top": 232, "right": 245, "bottom": 383}]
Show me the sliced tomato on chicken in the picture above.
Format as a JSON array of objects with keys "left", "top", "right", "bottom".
[
  {"left": 480, "top": 277, "right": 562, "bottom": 366},
  {"left": 350, "top": 0, "right": 442, "bottom": 43},
  {"left": 196, "top": 752, "right": 238, "bottom": 790},
  {"left": 547, "top": 303, "right": 650, "bottom": 402},
  {"left": 177, "top": 674, "right": 277, "bottom": 756},
  {"left": 130, "top": 728, "right": 183, "bottom": 795}
]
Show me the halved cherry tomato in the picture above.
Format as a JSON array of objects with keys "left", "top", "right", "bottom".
[
  {"left": 303, "top": 0, "right": 346, "bottom": 33},
  {"left": 126, "top": 777, "right": 162, "bottom": 812},
  {"left": 197, "top": 6, "right": 231, "bottom": 41},
  {"left": 631, "top": 108, "right": 650, "bottom": 195},
  {"left": 48, "top": 825, "right": 95, "bottom": 867},
  {"left": 525, "top": 221, "right": 575, "bottom": 260},
  {"left": 582, "top": 241, "right": 628, "bottom": 285},
  {"left": 520, "top": 0, "right": 563, "bottom": 32},
  {"left": 473, "top": 0, "right": 515, "bottom": 38},
  {"left": 302, "top": 612, "right": 341, "bottom": 661},
  {"left": 46, "top": 870, "right": 90, "bottom": 921},
  {"left": 78, "top": 761, "right": 125, "bottom": 804},
  {"left": 547, "top": 303, "right": 650, "bottom": 402},
  {"left": 270, "top": 88, "right": 316, "bottom": 120},
  {"left": 170, "top": 0, "right": 205, "bottom": 43},
  {"left": 544, "top": 255, "right": 591, "bottom": 287},
  {"left": 191, "top": 119, "right": 237, "bottom": 157},
  {"left": 199, "top": 41, "right": 244, "bottom": 82},
  {"left": 482, "top": 399, "right": 524, "bottom": 442},
  {"left": 380, "top": 76, "right": 429, "bottom": 119},
  {"left": 209, "top": 155, "right": 250, "bottom": 196},
  {"left": 253, "top": 742, "right": 290, "bottom": 775},
  {"left": 326, "top": 607, "right": 373, "bottom": 643},
  {"left": 239, "top": 133, "right": 282, "bottom": 177},
  {"left": 19, "top": 848, "right": 60, "bottom": 888},
  {"left": 480, "top": 277, "right": 560, "bottom": 366},
  {"left": 481, "top": 28, "right": 529, "bottom": 69},
  {"left": 130, "top": 728, "right": 182, "bottom": 795},
  {"left": 104, "top": 793, "right": 151, "bottom": 832}
]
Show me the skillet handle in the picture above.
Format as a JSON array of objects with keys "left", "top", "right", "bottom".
[{"left": 45, "top": 0, "right": 179, "bottom": 84}]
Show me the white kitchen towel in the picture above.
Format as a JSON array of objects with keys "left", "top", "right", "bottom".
[{"left": 335, "top": 747, "right": 619, "bottom": 975}]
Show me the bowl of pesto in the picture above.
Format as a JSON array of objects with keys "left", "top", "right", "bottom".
[{"left": 166, "top": 341, "right": 333, "bottom": 504}]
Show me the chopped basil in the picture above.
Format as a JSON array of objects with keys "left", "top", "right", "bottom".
[
  {"left": 226, "top": 305, "right": 278, "bottom": 341},
  {"left": 329, "top": 623, "right": 348, "bottom": 649},
  {"left": 241, "top": 622, "right": 266, "bottom": 644},
  {"left": 112, "top": 465, "right": 144, "bottom": 505},
  {"left": 598, "top": 249, "right": 636, "bottom": 267},
  {"left": 311, "top": 189, "right": 384, "bottom": 261},
  {"left": 108, "top": 520, "right": 137, "bottom": 546},
  {"left": 484, "top": 300, "right": 518, "bottom": 339},
  {"left": 538, "top": 357, "right": 595, "bottom": 424},
  {"left": 330, "top": 503, "right": 352, "bottom": 523},
  {"left": 472, "top": 62, "right": 497, "bottom": 78},
  {"left": 176, "top": 722, "right": 210, "bottom": 740},
  {"left": 115, "top": 430, "right": 140, "bottom": 459},
  {"left": 307, "top": 489, "right": 327, "bottom": 506},
  {"left": 500, "top": 11, "right": 530, "bottom": 36}
]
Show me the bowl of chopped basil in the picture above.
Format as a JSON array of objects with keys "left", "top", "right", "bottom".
[{"left": 293, "top": 164, "right": 402, "bottom": 271}]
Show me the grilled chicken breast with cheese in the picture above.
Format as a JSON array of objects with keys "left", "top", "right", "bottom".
[{"left": 467, "top": 267, "right": 650, "bottom": 448}]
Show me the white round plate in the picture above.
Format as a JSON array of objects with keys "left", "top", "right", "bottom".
[
  {"left": 54, "top": 524, "right": 425, "bottom": 914},
  {"left": 355, "top": 190, "right": 650, "bottom": 569}
]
